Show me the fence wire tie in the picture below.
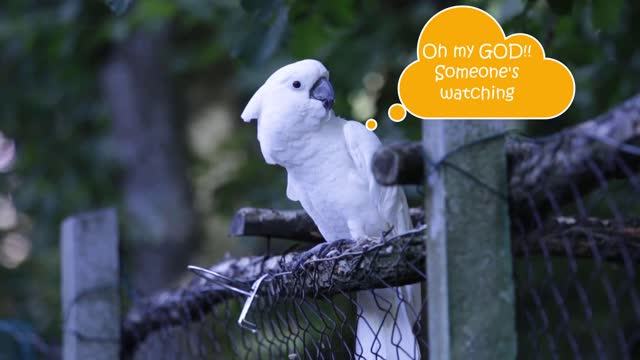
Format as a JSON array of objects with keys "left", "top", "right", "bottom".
[
  {"left": 238, "top": 271, "right": 294, "bottom": 332},
  {"left": 237, "top": 273, "right": 272, "bottom": 333},
  {"left": 238, "top": 271, "right": 291, "bottom": 334},
  {"left": 187, "top": 265, "right": 253, "bottom": 296},
  {"left": 188, "top": 265, "right": 294, "bottom": 333}
]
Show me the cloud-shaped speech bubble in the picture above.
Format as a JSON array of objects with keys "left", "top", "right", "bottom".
[{"left": 385, "top": 5, "right": 575, "bottom": 122}]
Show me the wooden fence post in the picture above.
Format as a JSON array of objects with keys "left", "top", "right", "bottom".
[
  {"left": 61, "top": 208, "right": 120, "bottom": 359},
  {"left": 423, "top": 120, "right": 516, "bottom": 359}
]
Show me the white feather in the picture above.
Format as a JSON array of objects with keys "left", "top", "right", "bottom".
[
  {"left": 343, "top": 120, "right": 420, "bottom": 360},
  {"left": 243, "top": 59, "right": 422, "bottom": 359},
  {"left": 343, "top": 121, "right": 412, "bottom": 234}
]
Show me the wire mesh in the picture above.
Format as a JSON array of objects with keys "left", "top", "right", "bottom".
[
  {"left": 511, "top": 134, "right": 640, "bottom": 359},
  {"left": 81, "top": 105, "right": 640, "bottom": 359},
  {"left": 122, "top": 226, "right": 428, "bottom": 360}
]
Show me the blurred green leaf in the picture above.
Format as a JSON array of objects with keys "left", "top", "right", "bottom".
[
  {"left": 591, "top": 0, "right": 623, "bottom": 31},
  {"left": 546, "top": 0, "right": 573, "bottom": 15},
  {"left": 131, "top": 0, "right": 178, "bottom": 25},
  {"left": 105, "top": 0, "right": 135, "bottom": 15},
  {"left": 322, "top": 0, "right": 357, "bottom": 26},
  {"left": 241, "top": 0, "right": 266, "bottom": 12},
  {"left": 241, "top": 0, "right": 283, "bottom": 20},
  {"left": 288, "top": 15, "right": 332, "bottom": 58}
]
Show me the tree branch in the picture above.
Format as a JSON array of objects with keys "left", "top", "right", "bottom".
[
  {"left": 508, "top": 94, "right": 640, "bottom": 220},
  {"left": 122, "top": 227, "right": 425, "bottom": 357},
  {"left": 123, "top": 216, "right": 640, "bottom": 356},
  {"left": 230, "top": 207, "right": 426, "bottom": 243},
  {"left": 371, "top": 142, "right": 425, "bottom": 186},
  {"left": 230, "top": 208, "right": 325, "bottom": 243},
  {"left": 516, "top": 217, "right": 640, "bottom": 263},
  {"left": 372, "top": 93, "right": 640, "bottom": 221}
]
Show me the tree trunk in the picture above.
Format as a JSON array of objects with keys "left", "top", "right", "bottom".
[{"left": 100, "top": 28, "right": 197, "bottom": 295}]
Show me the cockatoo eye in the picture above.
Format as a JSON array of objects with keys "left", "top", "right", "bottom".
[{"left": 292, "top": 81, "right": 301, "bottom": 89}]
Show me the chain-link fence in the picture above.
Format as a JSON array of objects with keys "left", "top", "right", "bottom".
[
  {"left": 122, "top": 222, "right": 428, "bottom": 360},
  {"left": 510, "top": 99, "right": 640, "bottom": 358},
  {"left": 59, "top": 94, "right": 640, "bottom": 360}
]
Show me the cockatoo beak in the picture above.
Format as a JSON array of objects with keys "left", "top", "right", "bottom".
[{"left": 309, "top": 77, "right": 335, "bottom": 110}]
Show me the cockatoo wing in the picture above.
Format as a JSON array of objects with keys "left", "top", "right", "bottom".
[
  {"left": 344, "top": 120, "right": 421, "bottom": 359},
  {"left": 342, "top": 121, "right": 412, "bottom": 234}
]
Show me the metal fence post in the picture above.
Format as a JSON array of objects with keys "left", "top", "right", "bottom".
[
  {"left": 423, "top": 120, "right": 516, "bottom": 359},
  {"left": 61, "top": 208, "right": 120, "bottom": 360}
]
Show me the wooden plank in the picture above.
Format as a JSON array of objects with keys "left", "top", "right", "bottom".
[
  {"left": 229, "top": 207, "right": 426, "bottom": 243},
  {"left": 61, "top": 208, "right": 120, "bottom": 360},
  {"left": 424, "top": 120, "right": 516, "bottom": 360}
]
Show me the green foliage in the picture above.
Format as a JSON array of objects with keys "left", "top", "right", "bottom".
[
  {"left": 105, "top": 0, "right": 135, "bottom": 16},
  {"left": 546, "top": 0, "right": 573, "bottom": 15},
  {"left": 1, "top": 0, "right": 639, "bottom": 356},
  {"left": 591, "top": 0, "right": 624, "bottom": 31}
]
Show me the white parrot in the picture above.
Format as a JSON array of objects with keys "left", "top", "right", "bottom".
[{"left": 241, "top": 59, "right": 421, "bottom": 360}]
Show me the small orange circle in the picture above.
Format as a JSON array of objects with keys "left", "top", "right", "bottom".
[
  {"left": 388, "top": 103, "right": 407, "bottom": 122},
  {"left": 365, "top": 119, "right": 378, "bottom": 131}
]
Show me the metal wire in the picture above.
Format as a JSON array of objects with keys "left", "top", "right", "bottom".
[{"left": 52, "top": 129, "right": 640, "bottom": 360}]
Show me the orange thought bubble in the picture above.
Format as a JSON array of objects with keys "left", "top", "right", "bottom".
[{"left": 393, "top": 5, "right": 575, "bottom": 120}]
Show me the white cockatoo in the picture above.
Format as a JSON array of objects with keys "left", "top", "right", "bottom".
[{"left": 242, "top": 59, "right": 421, "bottom": 359}]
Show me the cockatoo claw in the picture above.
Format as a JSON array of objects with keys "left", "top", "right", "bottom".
[
  {"left": 291, "top": 242, "right": 329, "bottom": 271},
  {"left": 382, "top": 225, "right": 395, "bottom": 240},
  {"left": 291, "top": 239, "right": 354, "bottom": 271}
]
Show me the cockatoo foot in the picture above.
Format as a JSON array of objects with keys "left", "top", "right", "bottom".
[
  {"left": 382, "top": 225, "right": 395, "bottom": 239},
  {"left": 291, "top": 239, "right": 354, "bottom": 271}
]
